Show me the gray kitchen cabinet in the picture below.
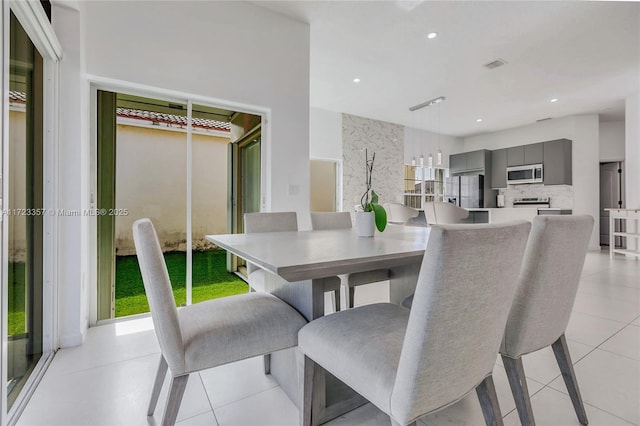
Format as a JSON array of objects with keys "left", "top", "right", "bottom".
[
  {"left": 449, "top": 153, "right": 466, "bottom": 174},
  {"left": 466, "top": 150, "right": 485, "bottom": 171},
  {"left": 491, "top": 148, "right": 507, "bottom": 188},
  {"left": 543, "top": 139, "right": 572, "bottom": 185},
  {"left": 524, "top": 142, "right": 543, "bottom": 164},
  {"left": 507, "top": 146, "right": 525, "bottom": 166}
]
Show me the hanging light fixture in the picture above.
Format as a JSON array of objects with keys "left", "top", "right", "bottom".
[
  {"left": 411, "top": 156, "right": 416, "bottom": 167},
  {"left": 419, "top": 154, "right": 424, "bottom": 167},
  {"left": 427, "top": 153, "right": 433, "bottom": 168}
]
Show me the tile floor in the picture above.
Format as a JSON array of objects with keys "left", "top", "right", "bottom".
[{"left": 17, "top": 251, "right": 640, "bottom": 426}]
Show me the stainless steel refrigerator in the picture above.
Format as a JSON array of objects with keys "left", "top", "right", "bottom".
[{"left": 445, "top": 175, "right": 485, "bottom": 208}]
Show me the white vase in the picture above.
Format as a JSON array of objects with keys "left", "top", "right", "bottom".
[{"left": 356, "top": 211, "right": 375, "bottom": 237}]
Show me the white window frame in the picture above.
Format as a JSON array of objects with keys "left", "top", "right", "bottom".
[{"left": 2, "top": 1, "right": 61, "bottom": 424}]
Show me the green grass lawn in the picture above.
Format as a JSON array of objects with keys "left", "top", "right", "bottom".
[{"left": 115, "top": 249, "right": 248, "bottom": 317}]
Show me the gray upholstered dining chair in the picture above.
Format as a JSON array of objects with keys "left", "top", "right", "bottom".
[
  {"left": 423, "top": 202, "right": 469, "bottom": 225},
  {"left": 500, "top": 215, "right": 594, "bottom": 426},
  {"left": 310, "top": 211, "right": 390, "bottom": 309},
  {"left": 133, "top": 218, "right": 307, "bottom": 426},
  {"left": 244, "top": 212, "right": 342, "bottom": 312},
  {"left": 299, "top": 221, "right": 531, "bottom": 426}
]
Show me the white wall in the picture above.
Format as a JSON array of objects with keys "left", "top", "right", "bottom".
[
  {"left": 52, "top": 4, "right": 88, "bottom": 347},
  {"left": 463, "top": 114, "right": 601, "bottom": 249},
  {"left": 310, "top": 107, "right": 342, "bottom": 160},
  {"left": 600, "top": 121, "right": 625, "bottom": 162},
  {"left": 54, "top": 1, "right": 310, "bottom": 345}
]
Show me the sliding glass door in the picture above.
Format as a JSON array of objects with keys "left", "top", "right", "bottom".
[
  {"left": 6, "top": 10, "right": 44, "bottom": 411},
  {"left": 96, "top": 92, "right": 260, "bottom": 321}
]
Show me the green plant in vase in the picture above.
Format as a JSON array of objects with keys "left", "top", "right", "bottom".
[{"left": 360, "top": 150, "right": 387, "bottom": 232}]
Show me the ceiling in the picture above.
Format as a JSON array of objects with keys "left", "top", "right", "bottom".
[{"left": 255, "top": 1, "right": 640, "bottom": 138}]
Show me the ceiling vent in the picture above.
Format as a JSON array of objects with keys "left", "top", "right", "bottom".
[{"left": 484, "top": 58, "right": 508, "bottom": 69}]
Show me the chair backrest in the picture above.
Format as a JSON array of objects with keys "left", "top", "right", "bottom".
[
  {"left": 244, "top": 212, "right": 298, "bottom": 274},
  {"left": 310, "top": 211, "right": 352, "bottom": 230},
  {"left": 132, "top": 219, "right": 184, "bottom": 374},
  {"left": 501, "top": 215, "right": 594, "bottom": 357},
  {"left": 385, "top": 203, "right": 419, "bottom": 224},
  {"left": 423, "top": 202, "right": 469, "bottom": 225},
  {"left": 390, "top": 221, "right": 531, "bottom": 423}
]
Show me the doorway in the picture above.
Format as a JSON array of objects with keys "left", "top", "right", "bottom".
[
  {"left": 310, "top": 159, "right": 340, "bottom": 212},
  {"left": 600, "top": 161, "right": 625, "bottom": 248},
  {"left": 95, "top": 90, "right": 262, "bottom": 321}
]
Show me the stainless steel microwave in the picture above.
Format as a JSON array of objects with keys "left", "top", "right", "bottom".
[{"left": 506, "top": 164, "right": 543, "bottom": 184}]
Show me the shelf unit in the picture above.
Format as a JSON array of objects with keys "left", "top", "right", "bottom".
[
  {"left": 403, "top": 165, "right": 444, "bottom": 209},
  {"left": 607, "top": 208, "right": 640, "bottom": 259}
]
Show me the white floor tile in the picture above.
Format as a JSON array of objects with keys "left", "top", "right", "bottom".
[
  {"left": 46, "top": 317, "right": 160, "bottom": 377},
  {"left": 517, "top": 339, "right": 594, "bottom": 385},
  {"left": 156, "top": 367, "right": 213, "bottom": 423},
  {"left": 214, "top": 387, "right": 299, "bottom": 426},
  {"left": 600, "top": 324, "right": 640, "bottom": 360},
  {"left": 176, "top": 410, "right": 219, "bottom": 426},
  {"left": 578, "top": 279, "right": 640, "bottom": 304},
  {"left": 18, "top": 354, "right": 159, "bottom": 426},
  {"left": 564, "top": 311, "right": 627, "bottom": 347},
  {"left": 572, "top": 292, "right": 640, "bottom": 323},
  {"left": 199, "top": 356, "right": 278, "bottom": 408},
  {"left": 503, "top": 386, "right": 635, "bottom": 426},
  {"left": 580, "top": 270, "right": 640, "bottom": 290},
  {"left": 548, "top": 349, "right": 640, "bottom": 425}
]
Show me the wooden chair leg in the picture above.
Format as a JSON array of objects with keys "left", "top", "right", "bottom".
[
  {"left": 300, "top": 355, "right": 314, "bottom": 426},
  {"left": 552, "top": 334, "right": 588, "bottom": 425},
  {"left": 264, "top": 354, "right": 271, "bottom": 375},
  {"left": 502, "top": 354, "right": 535, "bottom": 426},
  {"left": 148, "top": 355, "right": 168, "bottom": 416},
  {"left": 476, "top": 374, "right": 504, "bottom": 426}
]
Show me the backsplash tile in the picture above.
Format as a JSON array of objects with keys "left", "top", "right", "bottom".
[
  {"left": 499, "top": 184, "right": 573, "bottom": 208},
  {"left": 342, "top": 114, "right": 404, "bottom": 212}
]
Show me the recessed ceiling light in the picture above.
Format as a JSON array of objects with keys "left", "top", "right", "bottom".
[
  {"left": 550, "top": 98, "right": 558, "bottom": 103},
  {"left": 476, "top": 118, "right": 483, "bottom": 123},
  {"left": 353, "top": 77, "right": 361, "bottom": 83},
  {"left": 427, "top": 32, "right": 438, "bottom": 39}
]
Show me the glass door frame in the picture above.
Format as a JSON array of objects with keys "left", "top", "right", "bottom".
[
  {"left": 88, "top": 78, "right": 270, "bottom": 325},
  {"left": 2, "top": 1, "right": 61, "bottom": 424}
]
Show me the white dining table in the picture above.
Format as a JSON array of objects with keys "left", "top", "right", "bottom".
[{"left": 205, "top": 224, "right": 431, "bottom": 424}]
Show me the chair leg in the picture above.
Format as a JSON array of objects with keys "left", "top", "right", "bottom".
[
  {"left": 148, "top": 355, "right": 168, "bottom": 416},
  {"left": 391, "top": 420, "right": 416, "bottom": 426},
  {"left": 161, "top": 374, "right": 189, "bottom": 426},
  {"left": 349, "top": 287, "right": 356, "bottom": 308},
  {"left": 552, "top": 334, "right": 588, "bottom": 425},
  {"left": 264, "top": 354, "right": 271, "bottom": 375},
  {"left": 476, "top": 374, "right": 504, "bottom": 426},
  {"left": 502, "top": 354, "right": 535, "bottom": 426},
  {"left": 300, "top": 355, "right": 314, "bottom": 426},
  {"left": 334, "top": 289, "right": 341, "bottom": 312}
]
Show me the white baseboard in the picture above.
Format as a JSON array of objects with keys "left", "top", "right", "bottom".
[{"left": 58, "top": 331, "right": 85, "bottom": 348}]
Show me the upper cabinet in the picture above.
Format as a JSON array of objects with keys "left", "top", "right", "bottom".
[
  {"left": 524, "top": 143, "right": 543, "bottom": 164},
  {"left": 449, "top": 149, "right": 491, "bottom": 174},
  {"left": 488, "top": 139, "right": 571, "bottom": 188},
  {"left": 491, "top": 148, "right": 507, "bottom": 189},
  {"left": 507, "top": 143, "right": 543, "bottom": 167},
  {"left": 507, "top": 146, "right": 524, "bottom": 166},
  {"left": 543, "top": 139, "right": 572, "bottom": 185}
]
